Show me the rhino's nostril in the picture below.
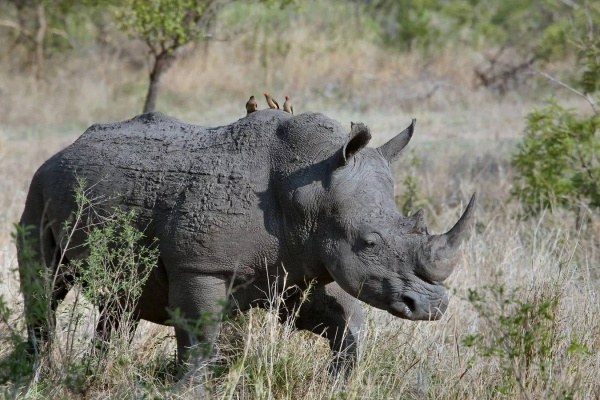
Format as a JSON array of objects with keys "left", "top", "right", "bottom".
[{"left": 401, "top": 295, "right": 416, "bottom": 313}]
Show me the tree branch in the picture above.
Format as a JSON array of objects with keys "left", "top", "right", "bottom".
[
  {"left": 530, "top": 67, "right": 598, "bottom": 114},
  {"left": 0, "top": 19, "right": 22, "bottom": 31},
  {"left": 559, "top": 0, "right": 580, "bottom": 10}
]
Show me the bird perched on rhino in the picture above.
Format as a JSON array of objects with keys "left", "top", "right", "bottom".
[
  {"left": 246, "top": 95, "right": 258, "bottom": 115},
  {"left": 263, "top": 92, "right": 279, "bottom": 109},
  {"left": 283, "top": 95, "right": 293, "bottom": 114}
]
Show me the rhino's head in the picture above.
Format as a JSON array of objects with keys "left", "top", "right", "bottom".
[
  {"left": 273, "top": 113, "right": 475, "bottom": 321},
  {"left": 313, "top": 119, "right": 475, "bottom": 321}
]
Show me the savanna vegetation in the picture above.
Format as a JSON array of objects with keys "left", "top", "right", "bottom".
[{"left": 1, "top": 0, "right": 599, "bottom": 398}]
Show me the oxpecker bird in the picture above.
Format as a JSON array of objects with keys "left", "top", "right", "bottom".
[
  {"left": 263, "top": 92, "right": 279, "bottom": 109},
  {"left": 246, "top": 95, "right": 258, "bottom": 115},
  {"left": 283, "top": 95, "right": 293, "bottom": 114}
]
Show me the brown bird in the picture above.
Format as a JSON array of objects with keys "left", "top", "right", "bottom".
[
  {"left": 283, "top": 95, "right": 293, "bottom": 114},
  {"left": 246, "top": 95, "right": 258, "bottom": 115},
  {"left": 263, "top": 92, "right": 279, "bottom": 109}
]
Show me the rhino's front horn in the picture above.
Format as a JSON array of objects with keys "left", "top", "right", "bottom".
[
  {"left": 421, "top": 193, "right": 477, "bottom": 281},
  {"left": 441, "top": 193, "right": 477, "bottom": 249}
]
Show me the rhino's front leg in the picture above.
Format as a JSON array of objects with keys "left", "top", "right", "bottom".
[
  {"left": 168, "top": 273, "right": 229, "bottom": 366},
  {"left": 287, "top": 283, "right": 365, "bottom": 376}
]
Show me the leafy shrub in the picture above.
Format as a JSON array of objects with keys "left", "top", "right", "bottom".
[
  {"left": 75, "top": 207, "right": 157, "bottom": 330},
  {"left": 463, "top": 284, "right": 590, "bottom": 398},
  {"left": 3, "top": 180, "right": 160, "bottom": 395},
  {"left": 59, "top": 186, "right": 159, "bottom": 392},
  {"left": 511, "top": 101, "right": 600, "bottom": 216},
  {"left": 511, "top": 20, "right": 600, "bottom": 220}
]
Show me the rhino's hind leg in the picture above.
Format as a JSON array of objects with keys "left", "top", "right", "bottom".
[
  {"left": 92, "top": 303, "right": 140, "bottom": 357},
  {"left": 95, "top": 301, "right": 140, "bottom": 342},
  {"left": 284, "top": 283, "right": 365, "bottom": 377},
  {"left": 168, "top": 273, "right": 229, "bottom": 367},
  {"left": 17, "top": 205, "right": 71, "bottom": 356}
]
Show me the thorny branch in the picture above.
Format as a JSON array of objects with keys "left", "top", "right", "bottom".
[{"left": 531, "top": 67, "right": 598, "bottom": 114}]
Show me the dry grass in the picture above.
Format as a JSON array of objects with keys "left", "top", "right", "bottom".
[{"left": 1, "top": 2, "right": 599, "bottom": 397}]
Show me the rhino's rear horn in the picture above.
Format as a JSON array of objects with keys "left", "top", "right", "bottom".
[
  {"left": 408, "top": 209, "right": 427, "bottom": 234},
  {"left": 378, "top": 119, "right": 416, "bottom": 163}
]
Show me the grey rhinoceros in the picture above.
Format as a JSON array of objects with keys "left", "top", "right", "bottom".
[{"left": 18, "top": 109, "right": 475, "bottom": 372}]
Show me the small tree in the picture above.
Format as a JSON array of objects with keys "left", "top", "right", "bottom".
[
  {"left": 116, "top": 0, "right": 223, "bottom": 113},
  {"left": 511, "top": 101, "right": 600, "bottom": 216},
  {"left": 115, "top": 0, "right": 295, "bottom": 113},
  {"left": 511, "top": 21, "right": 600, "bottom": 224}
]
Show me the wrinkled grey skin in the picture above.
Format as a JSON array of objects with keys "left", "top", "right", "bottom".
[{"left": 18, "top": 109, "right": 475, "bottom": 373}]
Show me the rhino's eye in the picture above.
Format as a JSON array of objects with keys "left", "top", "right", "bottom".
[{"left": 362, "top": 233, "right": 381, "bottom": 249}]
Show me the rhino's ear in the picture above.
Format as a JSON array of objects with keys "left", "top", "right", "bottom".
[
  {"left": 338, "top": 122, "right": 371, "bottom": 167},
  {"left": 378, "top": 118, "right": 416, "bottom": 163}
]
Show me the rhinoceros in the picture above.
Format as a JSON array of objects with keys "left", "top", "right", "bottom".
[{"left": 18, "top": 110, "right": 475, "bottom": 372}]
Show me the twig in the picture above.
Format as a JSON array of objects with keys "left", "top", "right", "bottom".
[
  {"left": 0, "top": 19, "right": 23, "bottom": 31},
  {"left": 559, "top": 0, "right": 580, "bottom": 10},
  {"left": 403, "top": 357, "right": 420, "bottom": 374},
  {"left": 530, "top": 67, "right": 598, "bottom": 114}
]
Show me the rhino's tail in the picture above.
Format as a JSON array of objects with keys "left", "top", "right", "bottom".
[{"left": 17, "top": 174, "right": 70, "bottom": 356}]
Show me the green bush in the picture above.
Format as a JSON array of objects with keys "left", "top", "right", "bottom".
[
  {"left": 511, "top": 101, "right": 600, "bottom": 216},
  {"left": 76, "top": 207, "right": 157, "bottom": 321},
  {"left": 463, "top": 284, "right": 590, "bottom": 398},
  {"left": 59, "top": 187, "right": 159, "bottom": 392},
  {"left": 511, "top": 21, "right": 600, "bottom": 219},
  {"left": 2, "top": 180, "right": 160, "bottom": 396}
]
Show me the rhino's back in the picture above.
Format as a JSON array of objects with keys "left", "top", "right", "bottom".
[
  {"left": 67, "top": 112, "right": 269, "bottom": 176},
  {"left": 36, "top": 111, "right": 287, "bottom": 245}
]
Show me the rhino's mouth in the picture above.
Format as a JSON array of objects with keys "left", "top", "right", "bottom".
[{"left": 388, "top": 298, "right": 445, "bottom": 321}]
